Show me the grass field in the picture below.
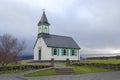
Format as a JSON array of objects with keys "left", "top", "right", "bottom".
[
  {"left": 24, "top": 68, "right": 56, "bottom": 77},
  {"left": 18, "top": 59, "right": 32, "bottom": 65},
  {"left": 0, "top": 60, "right": 32, "bottom": 67},
  {"left": 72, "top": 66, "right": 112, "bottom": 74},
  {"left": 80, "top": 59, "right": 120, "bottom": 64},
  {"left": 59, "top": 62, "right": 112, "bottom": 74}
]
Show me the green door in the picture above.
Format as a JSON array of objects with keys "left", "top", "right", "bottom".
[{"left": 39, "top": 49, "right": 41, "bottom": 60}]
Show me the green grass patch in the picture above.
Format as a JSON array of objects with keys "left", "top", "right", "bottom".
[
  {"left": 0, "top": 70, "right": 27, "bottom": 74},
  {"left": 59, "top": 62, "right": 112, "bottom": 74},
  {"left": 18, "top": 59, "right": 32, "bottom": 65},
  {"left": 24, "top": 68, "right": 56, "bottom": 77},
  {"left": 59, "top": 62, "right": 66, "bottom": 66},
  {"left": 80, "top": 59, "right": 120, "bottom": 64},
  {"left": 0, "top": 60, "right": 32, "bottom": 67},
  {"left": 72, "top": 65, "right": 112, "bottom": 74}
]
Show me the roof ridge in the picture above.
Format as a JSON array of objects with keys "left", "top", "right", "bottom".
[{"left": 49, "top": 34, "right": 72, "bottom": 38}]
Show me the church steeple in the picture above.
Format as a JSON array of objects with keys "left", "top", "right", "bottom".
[{"left": 38, "top": 10, "right": 50, "bottom": 34}]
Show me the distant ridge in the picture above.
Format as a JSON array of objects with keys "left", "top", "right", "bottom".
[
  {"left": 19, "top": 55, "right": 33, "bottom": 60},
  {"left": 18, "top": 53, "right": 120, "bottom": 60},
  {"left": 81, "top": 53, "right": 120, "bottom": 59}
]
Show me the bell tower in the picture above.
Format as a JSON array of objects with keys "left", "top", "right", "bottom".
[{"left": 38, "top": 10, "right": 50, "bottom": 35}]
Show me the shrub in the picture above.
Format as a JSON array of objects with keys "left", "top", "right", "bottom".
[{"left": 0, "top": 65, "right": 51, "bottom": 71}]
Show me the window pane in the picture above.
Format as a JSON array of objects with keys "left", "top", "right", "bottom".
[
  {"left": 63, "top": 49, "right": 66, "bottom": 55},
  {"left": 54, "top": 48, "right": 57, "bottom": 55},
  {"left": 72, "top": 49, "right": 75, "bottom": 56}
]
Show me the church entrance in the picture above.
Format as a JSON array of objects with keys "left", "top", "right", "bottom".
[{"left": 39, "top": 49, "right": 41, "bottom": 60}]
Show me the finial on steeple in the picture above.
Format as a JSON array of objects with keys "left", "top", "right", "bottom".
[
  {"left": 42, "top": 9, "right": 45, "bottom": 12},
  {"left": 38, "top": 9, "right": 50, "bottom": 26}
]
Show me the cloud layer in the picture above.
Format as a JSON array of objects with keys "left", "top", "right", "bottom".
[{"left": 0, "top": 0, "right": 120, "bottom": 54}]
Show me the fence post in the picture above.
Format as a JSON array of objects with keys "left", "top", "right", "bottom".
[
  {"left": 66, "top": 58, "right": 70, "bottom": 67},
  {"left": 51, "top": 58, "right": 54, "bottom": 67}
]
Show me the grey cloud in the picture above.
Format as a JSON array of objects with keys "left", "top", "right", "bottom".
[{"left": 0, "top": 0, "right": 120, "bottom": 54}]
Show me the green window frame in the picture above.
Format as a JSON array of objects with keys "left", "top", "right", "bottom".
[
  {"left": 70, "top": 49, "right": 77, "bottom": 56},
  {"left": 52, "top": 48, "right": 54, "bottom": 56},
  {"left": 53, "top": 48, "right": 57, "bottom": 55},
  {"left": 72, "top": 49, "right": 75, "bottom": 56},
  {"left": 70, "top": 49, "right": 72, "bottom": 56},
  {"left": 61, "top": 48, "right": 69, "bottom": 56},
  {"left": 51, "top": 48, "right": 60, "bottom": 56},
  {"left": 75, "top": 49, "right": 77, "bottom": 56},
  {"left": 57, "top": 48, "right": 60, "bottom": 56},
  {"left": 66, "top": 49, "right": 69, "bottom": 56},
  {"left": 61, "top": 48, "right": 67, "bottom": 56}
]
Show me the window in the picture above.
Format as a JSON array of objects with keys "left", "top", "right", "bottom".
[
  {"left": 53, "top": 48, "right": 57, "bottom": 55},
  {"left": 63, "top": 49, "right": 66, "bottom": 55},
  {"left": 72, "top": 49, "right": 75, "bottom": 55},
  {"left": 38, "top": 27, "right": 42, "bottom": 33},
  {"left": 52, "top": 48, "right": 60, "bottom": 56},
  {"left": 44, "top": 27, "right": 47, "bottom": 33}
]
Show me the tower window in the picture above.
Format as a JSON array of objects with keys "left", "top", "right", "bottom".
[
  {"left": 40, "top": 28, "right": 42, "bottom": 32},
  {"left": 44, "top": 27, "right": 47, "bottom": 33}
]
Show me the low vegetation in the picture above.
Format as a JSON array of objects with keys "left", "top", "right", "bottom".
[
  {"left": 18, "top": 59, "right": 32, "bottom": 65},
  {"left": 0, "top": 60, "right": 32, "bottom": 67},
  {"left": 24, "top": 68, "right": 56, "bottom": 77},
  {"left": 0, "top": 60, "right": 51, "bottom": 74},
  {"left": 87, "top": 56, "right": 120, "bottom": 59},
  {"left": 80, "top": 59, "right": 120, "bottom": 64},
  {"left": 0, "top": 59, "right": 118, "bottom": 75},
  {"left": 0, "top": 34, "right": 26, "bottom": 66},
  {"left": 0, "top": 70, "right": 27, "bottom": 74}
]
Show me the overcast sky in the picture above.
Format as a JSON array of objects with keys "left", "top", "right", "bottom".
[{"left": 0, "top": 0, "right": 120, "bottom": 55}]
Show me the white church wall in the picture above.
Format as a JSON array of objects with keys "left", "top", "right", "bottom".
[
  {"left": 34, "top": 39, "right": 39, "bottom": 60},
  {"left": 34, "top": 37, "right": 80, "bottom": 61},
  {"left": 34, "top": 37, "right": 51, "bottom": 60},
  {"left": 40, "top": 38, "right": 51, "bottom": 60}
]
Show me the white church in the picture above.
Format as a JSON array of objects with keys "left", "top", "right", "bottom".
[{"left": 34, "top": 11, "right": 80, "bottom": 61}]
